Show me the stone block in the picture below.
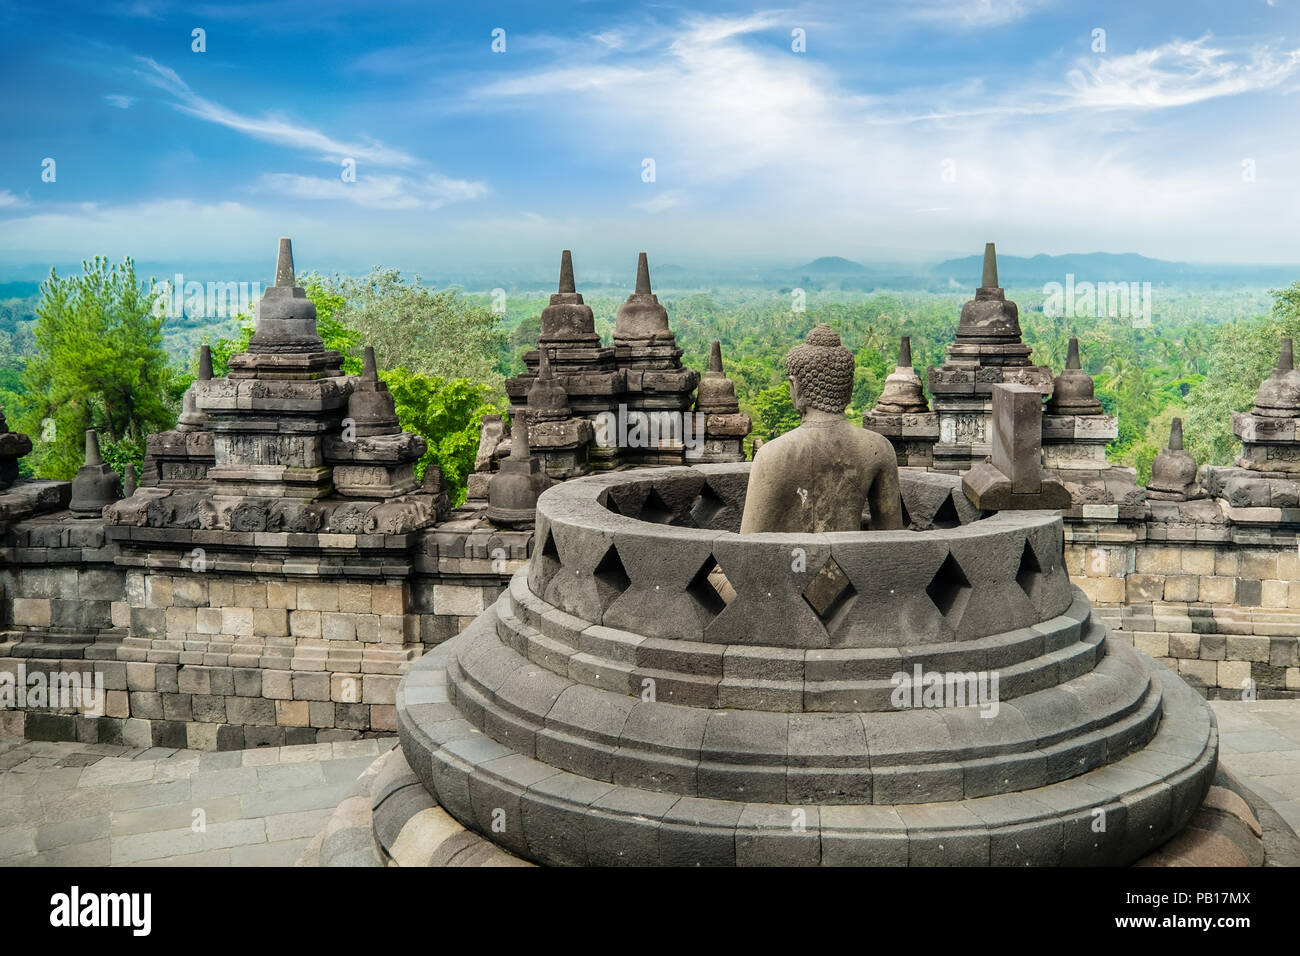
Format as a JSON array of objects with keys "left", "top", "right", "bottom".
[
  {"left": 220, "top": 607, "right": 254, "bottom": 637},
  {"left": 1182, "top": 549, "right": 1216, "bottom": 575},
  {"left": 331, "top": 673, "right": 363, "bottom": 704},
  {"left": 11, "top": 598, "right": 51, "bottom": 627},
  {"left": 1217, "top": 660, "right": 1251, "bottom": 692},
  {"left": 289, "top": 610, "right": 322, "bottom": 639},
  {"left": 267, "top": 582, "right": 297, "bottom": 609},
  {"left": 262, "top": 670, "right": 292, "bottom": 700},
  {"left": 1178, "top": 659, "right": 1217, "bottom": 686},
  {"left": 226, "top": 696, "right": 276, "bottom": 726},
  {"left": 292, "top": 671, "right": 331, "bottom": 701},
  {"left": 177, "top": 666, "right": 211, "bottom": 695},
  {"left": 1162, "top": 576, "right": 1198, "bottom": 603},
  {"left": 1262, "top": 579, "right": 1289, "bottom": 608},
  {"left": 252, "top": 608, "right": 288, "bottom": 637},
  {"left": 1198, "top": 576, "right": 1236, "bottom": 605},
  {"left": 234, "top": 668, "right": 261, "bottom": 697},
  {"left": 233, "top": 583, "right": 267, "bottom": 609},
  {"left": 192, "top": 695, "right": 226, "bottom": 723},
  {"left": 298, "top": 583, "right": 339, "bottom": 612},
  {"left": 125, "top": 662, "right": 156, "bottom": 691},
  {"left": 1125, "top": 575, "right": 1163, "bottom": 603},
  {"left": 1226, "top": 635, "right": 1270, "bottom": 663},
  {"left": 321, "top": 612, "right": 356, "bottom": 641},
  {"left": 1168, "top": 634, "right": 1200, "bottom": 659},
  {"left": 276, "top": 700, "right": 310, "bottom": 726}
]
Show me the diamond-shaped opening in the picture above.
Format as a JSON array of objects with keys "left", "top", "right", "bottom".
[
  {"left": 932, "top": 495, "right": 960, "bottom": 529},
  {"left": 638, "top": 488, "right": 677, "bottom": 525},
  {"left": 534, "top": 527, "right": 562, "bottom": 591},
  {"left": 926, "top": 552, "right": 972, "bottom": 622},
  {"left": 592, "top": 544, "right": 631, "bottom": 611},
  {"left": 687, "top": 554, "right": 731, "bottom": 613},
  {"left": 803, "top": 557, "right": 858, "bottom": 630},
  {"left": 1016, "top": 539, "right": 1043, "bottom": 604},
  {"left": 601, "top": 491, "right": 624, "bottom": 516},
  {"left": 688, "top": 482, "right": 727, "bottom": 529},
  {"left": 899, "top": 497, "right": 913, "bottom": 530}
]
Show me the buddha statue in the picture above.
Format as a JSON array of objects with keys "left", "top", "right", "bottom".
[{"left": 740, "top": 324, "right": 903, "bottom": 533}]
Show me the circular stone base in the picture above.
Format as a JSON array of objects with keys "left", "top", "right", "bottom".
[{"left": 391, "top": 605, "right": 1218, "bottom": 866}]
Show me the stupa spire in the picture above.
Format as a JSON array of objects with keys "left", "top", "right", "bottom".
[
  {"left": 275, "top": 237, "right": 295, "bottom": 288},
  {"left": 363, "top": 345, "right": 378, "bottom": 380},
  {"left": 1065, "top": 336, "right": 1081, "bottom": 370},
  {"left": 709, "top": 339, "right": 724, "bottom": 375},
  {"left": 981, "top": 242, "right": 999, "bottom": 289},
  {"left": 558, "top": 250, "right": 575, "bottom": 294},
  {"left": 635, "top": 252, "right": 652, "bottom": 294},
  {"left": 198, "top": 344, "right": 213, "bottom": 381},
  {"left": 898, "top": 336, "right": 913, "bottom": 369},
  {"left": 1169, "top": 417, "right": 1184, "bottom": 451}
]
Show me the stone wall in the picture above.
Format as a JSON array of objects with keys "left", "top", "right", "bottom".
[
  {"left": 1065, "top": 521, "right": 1300, "bottom": 699},
  {"left": 0, "top": 514, "right": 529, "bottom": 749}
]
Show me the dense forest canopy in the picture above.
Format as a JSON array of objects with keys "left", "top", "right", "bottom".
[{"left": 1, "top": 257, "right": 1297, "bottom": 493}]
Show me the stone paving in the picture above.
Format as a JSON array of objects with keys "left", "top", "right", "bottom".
[
  {"left": 1212, "top": 698, "right": 1300, "bottom": 840},
  {"left": 0, "top": 734, "right": 395, "bottom": 866},
  {"left": 0, "top": 698, "right": 1295, "bottom": 867}
]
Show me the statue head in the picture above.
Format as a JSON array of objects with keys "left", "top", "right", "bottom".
[{"left": 785, "top": 323, "right": 855, "bottom": 416}]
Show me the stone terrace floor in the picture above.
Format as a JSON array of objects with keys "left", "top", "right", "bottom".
[
  {"left": 0, "top": 699, "right": 1297, "bottom": 866},
  {"left": 0, "top": 735, "right": 394, "bottom": 865}
]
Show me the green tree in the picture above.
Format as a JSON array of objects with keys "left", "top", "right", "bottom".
[
  {"left": 18, "top": 257, "right": 177, "bottom": 479},
  {"left": 380, "top": 367, "right": 502, "bottom": 504},
  {"left": 751, "top": 384, "right": 799, "bottom": 441},
  {"left": 315, "top": 267, "right": 505, "bottom": 385}
]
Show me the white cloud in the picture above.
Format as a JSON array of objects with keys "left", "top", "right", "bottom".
[
  {"left": 0, "top": 191, "right": 25, "bottom": 209},
  {"left": 632, "top": 190, "right": 685, "bottom": 213},
  {"left": 134, "top": 56, "right": 418, "bottom": 166},
  {"left": 104, "top": 94, "right": 135, "bottom": 109},
  {"left": 1065, "top": 35, "right": 1300, "bottom": 109},
  {"left": 469, "top": 13, "right": 1300, "bottom": 262},
  {"left": 256, "top": 172, "right": 486, "bottom": 210},
  {"left": 903, "top": 0, "right": 1052, "bottom": 28}
]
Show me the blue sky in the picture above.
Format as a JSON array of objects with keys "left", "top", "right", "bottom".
[{"left": 2, "top": 0, "right": 1300, "bottom": 281}]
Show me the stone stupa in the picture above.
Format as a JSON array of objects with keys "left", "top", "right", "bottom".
[
  {"left": 611, "top": 253, "right": 699, "bottom": 466},
  {"left": 689, "top": 340, "right": 751, "bottom": 464},
  {"left": 928, "top": 244, "right": 1054, "bottom": 472},
  {"left": 863, "top": 336, "right": 939, "bottom": 468},
  {"left": 505, "top": 251, "right": 623, "bottom": 469}
]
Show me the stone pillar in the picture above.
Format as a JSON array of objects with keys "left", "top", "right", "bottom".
[
  {"left": 928, "top": 244, "right": 1053, "bottom": 473},
  {"left": 962, "top": 384, "right": 1069, "bottom": 510},
  {"left": 863, "top": 336, "right": 938, "bottom": 468}
]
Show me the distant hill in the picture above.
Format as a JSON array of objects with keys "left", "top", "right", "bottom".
[
  {"left": 797, "top": 256, "right": 869, "bottom": 275},
  {"left": 0, "top": 281, "right": 40, "bottom": 299},
  {"left": 931, "top": 251, "right": 1299, "bottom": 287}
]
